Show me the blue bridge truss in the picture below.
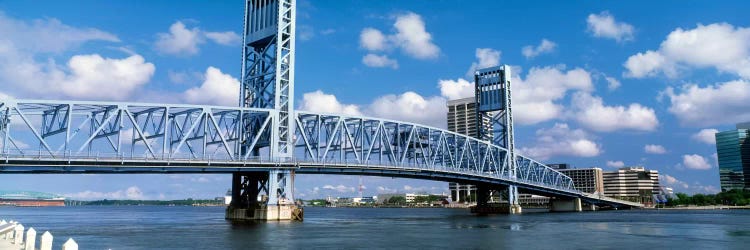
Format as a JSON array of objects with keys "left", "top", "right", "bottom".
[{"left": 0, "top": 100, "right": 577, "bottom": 196}]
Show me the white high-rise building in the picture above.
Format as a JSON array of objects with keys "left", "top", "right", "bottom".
[
  {"left": 558, "top": 168, "right": 605, "bottom": 194},
  {"left": 446, "top": 97, "right": 492, "bottom": 203},
  {"left": 447, "top": 97, "right": 491, "bottom": 139}
]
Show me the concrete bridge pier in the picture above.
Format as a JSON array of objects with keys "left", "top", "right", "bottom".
[
  {"left": 550, "top": 197, "right": 582, "bottom": 212},
  {"left": 583, "top": 203, "right": 597, "bottom": 211},
  {"left": 225, "top": 171, "right": 303, "bottom": 221},
  {"left": 508, "top": 185, "right": 522, "bottom": 214},
  {"left": 470, "top": 185, "right": 522, "bottom": 215}
]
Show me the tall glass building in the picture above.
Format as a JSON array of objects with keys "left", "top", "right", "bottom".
[{"left": 715, "top": 124, "right": 750, "bottom": 191}]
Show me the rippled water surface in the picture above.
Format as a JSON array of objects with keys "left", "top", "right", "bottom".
[{"left": 1, "top": 206, "right": 749, "bottom": 249}]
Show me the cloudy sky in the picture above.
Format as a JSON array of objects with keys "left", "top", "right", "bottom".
[{"left": 0, "top": 0, "right": 747, "bottom": 199}]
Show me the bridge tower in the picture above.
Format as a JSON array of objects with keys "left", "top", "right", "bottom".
[
  {"left": 475, "top": 65, "right": 522, "bottom": 214},
  {"left": 226, "top": 0, "right": 301, "bottom": 221}
]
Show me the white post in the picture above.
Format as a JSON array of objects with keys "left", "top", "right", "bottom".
[
  {"left": 0, "top": 220, "right": 6, "bottom": 240},
  {"left": 14, "top": 224, "right": 24, "bottom": 246},
  {"left": 25, "top": 228, "right": 36, "bottom": 250},
  {"left": 40, "top": 231, "right": 53, "bottom": 250},
  {"left": 62, "top": 238, "right": 78, "bottom": 250}
]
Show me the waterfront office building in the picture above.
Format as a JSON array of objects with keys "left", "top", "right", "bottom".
[
  {"left": 602, "top": 167, "right": 660, "bottom": 204},
  {"left": 547, "top": 164, "right": 604, "bottom": 194},
  {"left": 715, "top": 123, "right": 750, "bottom": 191},
  {"left": 558, "top": 168, "right": 605, "bottom": 194},
  {"left": 446, "top": 97, "right": 491, "bottom": 203}
]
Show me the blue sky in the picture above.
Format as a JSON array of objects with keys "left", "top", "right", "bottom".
[{"left": 1, "top": 0, "right": 749, "bottom": 199}]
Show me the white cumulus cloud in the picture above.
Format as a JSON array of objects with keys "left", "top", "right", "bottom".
[
  {"left": 59, "top": 54, "right": 155, "bottom": 100},
  {"left": 377, "top": 186, "right": 398, "bottom": 194},
  {"left": 391, "top": 12, "right": 440, "bottom": 59},
  {"left": 362, "top": 53, "right": 398, "bottom": 69},
  {"left": 587, "top": 11, "right": 634, "bottom": 42},
  {"left": 359, "top": 12, "right": 440, "bottom": 61},
  {"left": 155, "top": 21, "right": 241, "bottom": 56},
  {"left": 155, "top": 21, "right": 202, "bottom": 55},
  {"left": 692, "top": 129, "right": 719, "bottom": 144},
  {"left": 322, "top": 184, "right": 356, "bottom": 193},
  {"left": 644, "top": 144, "right": 667, "bottom": 154},
  {"left": 298, "top": 90, "right": 445, "bottom": 127},
  {"left": 0, "top": 12, "right": 156, "bottom": 101},
  {"left": 65, "top": 186, "right": 146, "bottom": 200},
  {"left": 298, "top": 90, "right": 362, "bottom": 116},
  {"left": 624, "top": 50, "right": 669, "bottom": 78},
  {"left": 605, "top": 76, "right": 621, "bottom": 91},
  {"left": 465, "top": 48, "right": 501, "bottom": 78},
  {"left": 204, "top": 31, "right": 241, "bottom": 45},
  {"left": 663, "top": 80, "right": 750, "bottom": 126},
  {"left": 183, "top": 67, "right": 240, "bottom": 106},
  {"left": 367, "top": 91, "right": 446, "bottom": 127},
  {"left": 660, "top": 174, "right": 689, "bottom": 189},
  {"left": 682, "top": 154, "right": 711, "bottom": 170},
  {"left": 513, "top": 66, "right": 593, "bottom": 124},
  {"left": 522, "top": 39, "right": 557, "bottom": 59},
  {"left": 360, "top": 28, "right": 387, "bottom": 51},
  {"left": 0, "top": 12, "right": 120, "bottom": 53},
  {"left": 570, "top": 92, "right": 659, "bottom": 132},
  {"left": 606, "top": 160, "right": 625, "bottom": 168},
  {"left": 438, "top": 78, "right": 473, "bottom": 100},
  {"left": 518, "top": 123, "right": 601, "bottom": 161},
  {"left": 624, "top": 23, "right": 750, "bottom": 79}
]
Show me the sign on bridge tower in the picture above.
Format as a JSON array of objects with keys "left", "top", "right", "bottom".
[
  {"left": 228, "top": 0, "right": 301, "bottom": 221},
  {"left": 474, "top": 65, "right": 521, "bottom": 214}
]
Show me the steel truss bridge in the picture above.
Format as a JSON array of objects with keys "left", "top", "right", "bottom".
[
  {"left": 0, "top": 0, "right": 641, "bottom": 220},
  {"left": 0, "top": 100, "right": 574, "bottom": 193},
  {"left": 0, "top": 100, "right": 639, "bottom": 207}
]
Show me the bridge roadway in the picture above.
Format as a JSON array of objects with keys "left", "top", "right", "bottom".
[{"left": 0, "top": 99, "right": 641, "bottom": 208}]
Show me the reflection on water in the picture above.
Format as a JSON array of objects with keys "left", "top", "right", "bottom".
[{"left": 1, "top": 206, "right": 748, "bottom": 249}]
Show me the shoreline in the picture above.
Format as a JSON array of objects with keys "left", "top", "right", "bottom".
[{"left": 656, "top": 205, "right": 750, "bottom": 210}]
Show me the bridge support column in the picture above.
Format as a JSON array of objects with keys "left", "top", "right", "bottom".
[
  {"left": 264, "top": 169, "right": 302, "bottom": 221},
  {"left": 470, "top": 185, "right": 522, "bottom": 215},
  {"left": 583, "top": 203, "right": 597, "bottom": 211},
  {"left": 508, "top": 185, "right": 522, "bottom": 214},
  {"left": 550, "top": 198, "right": 582, "bottom": 212},
  {"left": 225, "top": 171, "right": 303, "bottom": 221}
]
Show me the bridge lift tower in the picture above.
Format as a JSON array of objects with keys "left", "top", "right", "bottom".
[
  {"left": 226, "top": 0, "right": 301, "bottom": 221},
  {"left": 474, "top": 66, "right": 522, "bottom": 214}
]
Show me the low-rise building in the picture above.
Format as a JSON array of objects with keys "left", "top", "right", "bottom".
[
  {"left": 405, "top": 193, "right": 428, "bottom": 203},
  {"left": 352, "top": 196, "right": 377, "bottom": 204},
  {"left": 603, "top": 166, "right": 660, "bottom": 205}
]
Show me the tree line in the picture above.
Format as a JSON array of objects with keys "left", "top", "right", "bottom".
[{"left": 666, "top": 189, "right": 750, "bottom": 206}]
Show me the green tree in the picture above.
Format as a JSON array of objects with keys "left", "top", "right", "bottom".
[{"left": 387, "top": 196, "right": 406, "bottom": 205}]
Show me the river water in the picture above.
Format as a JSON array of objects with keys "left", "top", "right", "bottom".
[{"left": 1, "top": 206, "right": 748, "bottom": 249}]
